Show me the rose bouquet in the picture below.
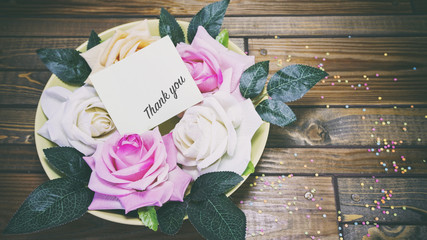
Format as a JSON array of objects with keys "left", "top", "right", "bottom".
[{"left": 4, "top": 1, "right": 327, "bottom": 239}]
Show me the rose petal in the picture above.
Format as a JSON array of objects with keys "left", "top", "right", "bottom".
[
  {"left": 88, "top": 192, "right": 124, "bottom": 211},
  {"left": 168, "top": 167, "right": 192, "bottom": 201},
  {"left": 162, "top": 132, "right": 178, "bottom": 170},
  {"left": 88, "top": 171, "right": 132, "bottom": 196},
  {"left": 118, "top": 181, "right": 174, "bottom": 213},
  {"left": 40, "top": 86, "right": 72, "bottom": 119}
]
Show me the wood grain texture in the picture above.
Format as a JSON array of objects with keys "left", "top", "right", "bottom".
[
  {"left": 2, "top": 15, "right": 427, "bottom": 37},
  {"left": 2, "top": 107, "right": 426, "bottom": 147},
  {"left": 2, "top": 145, "right": 426, "bottom": 175},
  {"left": 0, "top": 0, "right": 412, "bottom": 16},
  {"left": 0, "top": 71, "right": 47, "bottom": 105},
  {"left": 0, "top": 174, "right": 337, "bottom": 239},
  {"left": 0, "top": 37, "right": 243, "bottom": 71},
  {"left": 338, "top": 178, "right": 427, "bottom": 223},
  {"left": 341, "top": 224, "right": 427, "bottom": 240},
  {"left": 2, "top": 36, "right": 427, "bottom": 106},
  {"left": 258, "top": 148, "right": 427, "bottom": 175},
  {"left": 412, "top": 0, "right": 427, "bottom": 14},
  {"left": 249, "top": 37, "right": 427, "bottom": 106},
  {"left": 267, "top": 108, "right": 427, "bottom": 147}
]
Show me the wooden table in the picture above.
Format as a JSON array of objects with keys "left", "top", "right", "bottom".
[{"left": 1, "top": 0, "right": 427, "bottom": 239}]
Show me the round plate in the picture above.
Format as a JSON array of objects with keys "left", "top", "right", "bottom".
[{"left": 34, "top": 19, "right": 270, "bottom": 225}]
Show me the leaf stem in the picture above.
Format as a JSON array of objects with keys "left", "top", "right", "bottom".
[{"left": 252, "top": 91, "right": 268, "bottom": 106}]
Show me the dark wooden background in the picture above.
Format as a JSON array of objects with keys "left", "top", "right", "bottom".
[{"left": 1, "top": 0, "right": 427, "bottom": 239}]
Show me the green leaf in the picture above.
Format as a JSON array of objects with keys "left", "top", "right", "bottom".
[
  {"left": 215, "top": 29, "right": 229, "bottom": 47},
  {"left": 187, "top": 195, "right": 246, "bottom": 240},
  {"left": 87, "top": 30, "right": 101, "bottom": 50},
  {"left": 36, "top": 48, "right": 91, "bottom": 86},
  {"left": 239, "top": 61, "right": 269, "bottom": 99},
  {"left": 191, "top": 172, "right": 243, "bottom": 202},
  {"left": 255, "top": 99, "right": 296, "bottom": 127},
  {"left": 159, "top": 8, "right": 185, "bottom": 46},
  {"left": 242, "top": 161, "right": 255, "bottom": 176},
  {"left": 138, "top": 206, "right": 159, "bottom": 231},
  {"left": 267, "top": 64, "right": 328, "bottom": 102},
  {"left": 187, "top": 0, "right": 230, "bottom": 43},
  {"left": 157, "top": 200, "right": 187, "bottom": 235},
  {"left": 43, "top": 147, "right": 91, "bottom": 183},
  {"left": 4, "top": 177, "right": 93, "bottom": 234}
]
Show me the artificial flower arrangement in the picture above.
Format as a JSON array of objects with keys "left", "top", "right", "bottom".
[{"left": 4, "top": 0, "right": 327, "bottom": 239}]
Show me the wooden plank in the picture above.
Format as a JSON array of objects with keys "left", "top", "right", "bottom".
[
  {"left": 267, "top": 108, "right": 427, "bottom": 147},
  {"left": 2, "top": 36, "right": 427, "bottom": 106},
  {"left": 0, "top": 174, "right": 338, "bottom": 239},
  {"left": 0, "top": 71, "right": 48, "bottom": 105},
  {"left": 338, "top": 178, "right": 427, "bottom": 223},
  {"left": 0, "top": 37, "right": 243, "bottom": 71},
  {"left": 341, "top": 224, "right": 427, "bottom": 240},
  {"left": 0, "top": 145, "right": 42, "bottom": 172},
  {"left": 2, "top": 144, "right": 426, "bottom": 177},
  {"left": 0, "top": 0, "right": 412, "bottom": 16},
  {"left": 2, "top": 16, "right": 427, "bottom": 37},
  {"left": 258, "top": 148, "right": 427, "bottom": 175},
  {"left": 412, "top": 0, "right": 427, "bottom": 14},
  {"left": 249, "top": 37, "right": 427, "bottom": 106},
  {"left": 2, "top": 107, "right": 426, "bottom": 147}
]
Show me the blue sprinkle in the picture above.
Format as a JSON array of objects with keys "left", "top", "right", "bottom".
[
  {"left": 408, "top": 166, "right": 412, "bottom": 170},
  {"left": 354, "top": 222, "right": 358, "bottom": 225},
  {"left": 363, "top": 108, "right": 366, "bottom": 112},
  {"left": 376, "top": 153, "right": 379, "bottom": 156},
  {"left": 345, "top": 105, "right": 349, "bottom": 108},
  {"left": 338, "top": 227, "right": 342, "bottom": 231},
  {"left": 339, "top": 233, "right": 343, "bottom": 236},
  {"left": 385, "top": 168, "right": 388, "bottom": 171},
  {"left": 371, "top": 148, "right": 375, "bottom": 152},
  {"left": 413, "top": 67, "right": 417, "bottom": 70},
  {"left": 377, "top": 142, "right": 380, "bottom": 145},
  {"left": 382, "top": 163, "right": 386, "bottom": 166},
  {"left": 348, "top": 35, "right": 352, "bottom": 38},
  {"left": 294, "top": 153, "right": 298, "bottom": 157},
  {"left": 358, "top": 84, "right": 362, "bottom": 87}
]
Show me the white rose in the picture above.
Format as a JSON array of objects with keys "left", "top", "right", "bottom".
[
  {"left": 173, "top": 91, "right": 263, "bottom": 179},
  {"left": 38, "top": 85, "right": 116, "bottom": 155},
  {"left": 81, "top": 19, "right": 160, "bottom": 76}
]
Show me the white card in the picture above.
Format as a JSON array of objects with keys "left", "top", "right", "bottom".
[{"left": 90, "top": 36, "right": 203, "bottom": 134}]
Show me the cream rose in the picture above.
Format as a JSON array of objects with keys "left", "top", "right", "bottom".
[
  {"left": 172, "top": 91, "right": 263, "bottom": 179},
  {"left": 81, "top": 19, "right": 160, "bottom": 75},
  {"left": 38, "top": 85, "right": 116, "bottom": 155}
]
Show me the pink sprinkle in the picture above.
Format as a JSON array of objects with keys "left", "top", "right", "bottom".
[
  {"left": 376, "top": 225, "right": 379, "bottom": 228},
  {"left": 321, "top": 96, "right": 324, "bottom": 99},
  {"left": 394, "top": 169, "right": 398, "bottom": 172},
  {"left": 389, "top": 194, "right": 392, "bottom": 197},
  {"left": 376, "top": 73, "right": 379, "bottom": 77},
  {"left": 274, "top": 56, "right": 278, "bottom": 59},
  {"left": 364, "top": 83, "right": 368, "bottom": 86},
  {"left": 382, "top": 211, "right": 386, "bottom": 214},
  {"left": 325, "top": 76, "right": 328, "bottom": 79},
  {"left": 315, "top": 56, "right": 318, "bottom": 59},
  {"left": 362, "top": 221, "right": 365, "bottom": 225},
  {"left": 312, "top": 198, "right": 316, "bottom": 202},
  {"left": 377, "top": 206, "right": 381, "bottom": 209},
  {"left": 322, "top": 58, "right": 326, "bottom": 61},
  {"left": 240, "top": 201, "right": 244, "bottom": 204},
  {"left": 367, "top": 234, "right": 371, "bottom": 237},
  {"left": 368, "top": 149, "right": 371, "bottom": 152},
  {"left": 331, "top": 83, "right": 335, "bottom": 86},
  {"left": 253, "top": 197, "right": 257, "bottom": 200},
  {"left": 306, "top": 215, "right": 311, "bottom": 218},
  {"left": 372, "top": 128, "right": 376, "bottom": 131},
  {"left": 376, "top": 179, "right": 379, "bottom": 183},
  {"left": 351, "top": 85, "right": 354, "bottom": 88},
  {"left": 366, "top": 87, "right": 370, "bottom": 90},
  {"left": 394, "top": 78, "right": 398, "bottom": 82},
  {"left": 311, "top": 159, "right": 314, "bottom": 162},
  {"left": 380, "top": 118, "right": 383, "bottom": 121},
  {"left": 318, "top": 207, "right": 322, "bottom": 210}
]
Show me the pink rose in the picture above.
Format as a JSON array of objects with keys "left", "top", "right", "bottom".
[
  {"left": 176, "top": 26, "right": 254, "bottom": 100},
  {"left": 83, "top": 127, "right": 192, "bottom": 213}
]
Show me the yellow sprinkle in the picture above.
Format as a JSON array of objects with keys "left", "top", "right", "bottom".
[
  {"left": 363, "top": 75, "right": 367, "bottom": 78},
  {"left": 255, "top": 176, "right": 259, "bottom": 179},
  {"left": 304, "top": 164, "right": 307, "bottom": 168},
  {"left": 365, "top": 204, "right": 369, "bottom": 208},
  {"left": 361, "top": 183, "right": 365, "bottom": 186},
  {"left": 378, "top": 97, "right": 382, "bottom": 100},
  {"left": 275, "top": 219, "right": 278, "bottom": 222},
  {"left": 315, "top": 173, "right": 319, "bottom": 177},
  {"left": 264, "top": 200, "right": 267, "bottom": 203},
  {"left": 326, "top": 105, "right": 330, "bottom": 108},
  {"left": 326, "top": 52, "right": 330, "bottom": 56},
  {"left": 258, "top": 210, "right": 262, "bottom": 213},
  {"left": 305, "top": 45, "right": 309, "bottom": 49},
  {"left": 274, "top": 36, "right": 278, "bottom": 39},
  {"left": 384, "top": 53, "right": 388, "bottom": 56},
  {"left": 279, "top": 161, "right": 284, "bottom": 165},
  {"left": 254, "top": 183, "right": 257, "bottom": 186},
  {"left": 317, "top": 231, "right": 321, "bottom": 234},
  {"left": 371, "top": 207, "right": 375, "bottom": 211}
]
